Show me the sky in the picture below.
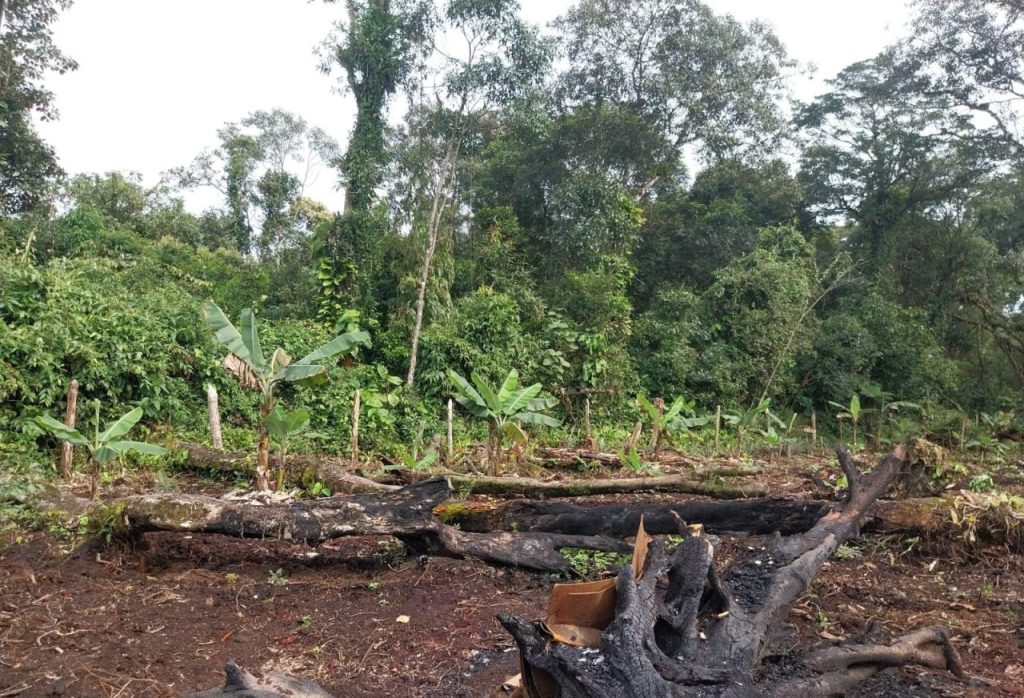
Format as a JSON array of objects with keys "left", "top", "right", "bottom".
[{"left": 36, "top": 0, "right": 913, "bottom": 213}]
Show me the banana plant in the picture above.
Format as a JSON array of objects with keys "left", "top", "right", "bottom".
[
  {"left": 829, "top": 394, "right": 868, "bottom": 450},
  {"left": 723, "top": 398, "right": 777, "bottom": 454},
  {"left": 204, "top": 301, "right": 370, "bottom": 491},
  {"left": 265, "top": 405, "right": 311, "bottom": 491},
  {"left": 447, "top": 368, "right": 560, "bottom": 475},
  {"left": 37, "top": 403, "right": 166, "bottom": 498},
  {"left": 637, "top": 395, "right": 708, "bottom": 456}
]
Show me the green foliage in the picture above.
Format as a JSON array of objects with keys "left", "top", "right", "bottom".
[
  {"left": 36, "top": 402, "right": 166, "bottom": 496},
  {"left": 447, "top": 367, "right": 559, "bottom": 473}
]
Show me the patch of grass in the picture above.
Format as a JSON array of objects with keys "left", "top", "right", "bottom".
[{"left": 563, "top": 548, "right": 632, "bottom": 579}]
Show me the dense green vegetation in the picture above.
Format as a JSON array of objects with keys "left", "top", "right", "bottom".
[{"left": 3, "top": 0, "right": 1024, "bottom": 480}]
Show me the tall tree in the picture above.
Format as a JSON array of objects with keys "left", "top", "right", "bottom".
[
  {"left": 0, "top": 0, "right": 77, "bottom": 215},
  {"left": 317, "top": 0, "right": 430, "bottom": 324},
  {"left": 909, "top": 0, "right": 1024, "bottom": 156},
  {"left": 170, "top": 109, "right": 338, "bottom": 257},
  {"left": 795, "top": 50, "right": 998, "bottom": 278},
  {"left": 402, "top": 0, "right": 551, "bottom": 387},
  {"left": 553, "top": 0, "right": 793, "bottom": 197}
]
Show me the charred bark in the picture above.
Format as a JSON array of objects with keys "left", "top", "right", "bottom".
[
  {"left": 500, "top": 446, "right": 967, "bottom": 696},
  {"left": 105, "top": 478, "right": 630, "bottom": 573},
  {"left": 188, "top": 661, "right": 333, "bottom": 697}
]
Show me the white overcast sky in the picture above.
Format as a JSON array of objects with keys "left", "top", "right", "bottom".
[{"left": 36, "top": 0, "right": 912, "bottom": 213}]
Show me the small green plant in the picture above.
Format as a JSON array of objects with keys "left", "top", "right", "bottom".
[
  {"left": 637, "top": 395, "right": 708, "bottom": 456},
  {"left": 307, "top": 481, "right": 332, "bottom": 498},
  {"left": 224, "top": 572, "right": 239, "bottom": 584},
  {"left": 723, "top": 399, "right": 777, "bottom": 454},
  {"left": 298, "top": 614, "right": 312, "bottom": 628},
  {"left": 834, "top": 544, "right": 862, "bottom": 560},
  {"left": 447, "top": 368, "right": 560, "bottom": 475},
  {"left": 618, "top": 446, "right": 647, "bottom": 473},
  {"left": 36, "top": 403, "right": 167, "bottom": 498},
  {"left": 264, "top": 405, "right": 311, "bottom": 491},
  {"left": 829, "top": 394, "right": 864, "bottom": 449},
  {"left": 204, "top": 301, "right": 369, "bottom": 491},
  {"left": 267, "top": 568, "right": 287, "bottom": 586},
  {"left": 562, "top": 548, "right": 632, "bottom": 579},
  {"left": 969, "top": 474, "right": 996, "bottom": 492}
]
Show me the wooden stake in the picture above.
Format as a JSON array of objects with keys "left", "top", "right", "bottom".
[
  {"left": 59, "top": 379, "right": 78, "bottom": 479},
  {"left": 649, "top": 397, "right": 665, "bottom": 456},
  {"left": 207, "top": 384, "right": 223, "bottom": 449},
  {"left": 811, "top": 410, "right": 818, "bottom": 449},
  {"left": 714, "top": 405, "right": 721, "bottom": 452},
  {"left": 351, "top": 389, "right": 361, "bottom": 467},
  {"left": 960, "top": 416, "right": 968, "bottom": 452},
  {"left": 583, "top": 397, "right": 593, "bottom": 449},
  {"left": 446, "top": 398, "right": 454, "bottom": 463}
]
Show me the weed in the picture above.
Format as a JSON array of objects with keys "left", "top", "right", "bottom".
[
  {"left": 267, "top": 568, "right": 287, "bottom": 586},
  {"left": 563, "top": 547, "right": 631, "bottom": 579}
]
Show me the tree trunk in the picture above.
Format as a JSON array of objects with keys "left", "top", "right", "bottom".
[
  {"left": 59, "top": 379, "right": 78, "bottom": 479},
  {"left": 500, "top": 446, "right": 966, "bottom": 696},
  {"left": 206, "top": 384, "right": 223, "bottom": 450},
  {"left": 105, "top": 478, "right": 630, "bottom": 574},
  {"left": 441, "top": 472, "right": 766, "bottom": 499},
  {"left": 405, "top": 136, "right": 461, "bottom": 388}
]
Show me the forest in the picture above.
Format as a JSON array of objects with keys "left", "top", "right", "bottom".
[{"left": 2, "top": 0, "right": 1024, "bottom": 696}]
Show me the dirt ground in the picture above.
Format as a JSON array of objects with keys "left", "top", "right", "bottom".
[{"left": 1, "top": 451, "right": 1023, "bottom": 697}]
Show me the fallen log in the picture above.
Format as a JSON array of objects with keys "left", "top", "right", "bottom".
[
  {"left": 535, "top": 446, "right": 761, "bottom": 476},
  {"left": 438, "top": 494, "right": 999, "bottom": 548},
  {"left": 175, "top": 442, "right": 763, "bottom": 500},
  {"left": 173, "top": 441, "right": 398, "bottom": 495},
  {"left": 102, "top": 478, "right": 630, "bottom": 573},
  {"left": 437, "top": 497, "right": 829, "bottom": 537},
  {"left": 500, "top": 446, "right": 968, "bottom": 696},
  {"left": 444, "top": 472, "right": 766, "bottom": 499}
]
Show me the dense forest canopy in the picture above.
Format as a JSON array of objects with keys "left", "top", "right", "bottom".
[{"left": 3, "top": 0, "right": 1024, "bottom": 454}]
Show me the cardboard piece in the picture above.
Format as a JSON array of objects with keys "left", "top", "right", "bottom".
[{"left": 516, "top": 517, "right": 653, "bottom": 698}]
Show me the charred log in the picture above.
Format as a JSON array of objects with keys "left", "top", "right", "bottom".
[
  {"left": 104, "top": 478, "right": 630, "bottom": 573},
  {"left": 500, "top": 446, "right": 967, "bottom": 696}
]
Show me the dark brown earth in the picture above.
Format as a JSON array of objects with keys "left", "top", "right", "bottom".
[{"left": 1, "top": 451, "right": 1023, "bottom": 697}]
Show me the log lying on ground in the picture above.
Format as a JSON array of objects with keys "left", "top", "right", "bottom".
[
  {"left": 176, "top": 441, "right": 764, "bottom": 499},
  {"left": 500, "top": 446, "right": 968, "bottom": 696},
  {"left": 174, "top": 441, "right": 398, "bottom": 495},
  {"left": 535, "top": 447, "right": 762, "bottom": 476},
  {"left": 104, "top": 477, "right": 630, "bottom": 573},
  {"left": 443, "top": 472, "right": 766, "bottom": 499},
  {"left": 440, "top": 494, "right": 999, "bottom": 547}
]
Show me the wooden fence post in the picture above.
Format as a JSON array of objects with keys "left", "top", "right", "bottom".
[
  {"left": 207, "top": 384, "right": 223, "bottom": 449},
  {"left": 714, "top": 405, "right": 721, "bottom": 452},
  {"left": 351, "top": 389, "right": 361, "bottom": 467},
  {"left": 59, "top": 379, "right": 78, "bottom": 479},
  {"left": 583, "top": 397, "right": 594, "bottom": 450},
  {"left": 649, "top": 397, "right": 665, "bottom": 456},
  {"left": 446, "top": 398, "right": 454, "bottom": 463},
  {"left": 811, "top": 410, "right": 818, "bottom": 449}
]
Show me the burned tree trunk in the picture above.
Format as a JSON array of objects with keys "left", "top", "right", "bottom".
[
  {"left": 500, "top": 446, "right": 967, "bottom": 696},
  {"left": 105, "top": 478, "right": 630, "bottom": 573}
]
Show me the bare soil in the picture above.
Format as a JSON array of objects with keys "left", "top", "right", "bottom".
[{"left": 1, "top": 451, "right": 1023, "bottom": 697}]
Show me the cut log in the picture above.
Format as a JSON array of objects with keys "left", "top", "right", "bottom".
[
  {"left": 444, "top": 472, "right": 766, "bottom": 499},
  {"left": 500, "top": 446, "right": 967, "bottom": 696},
  {"left": 438, "top": 497, "right": 829, "bottom": 537},
  {"left": 438, "top": 494, "right": 992, "bottom": 546},
  {"left": 535, "top": 446, "right": 762, "bottom": 476},
  {"left": 102, "top": 478, "right": 630, "bottom": 573},
  {"left": 173, "top": 441, "right": 398, "bottom": 495}
]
